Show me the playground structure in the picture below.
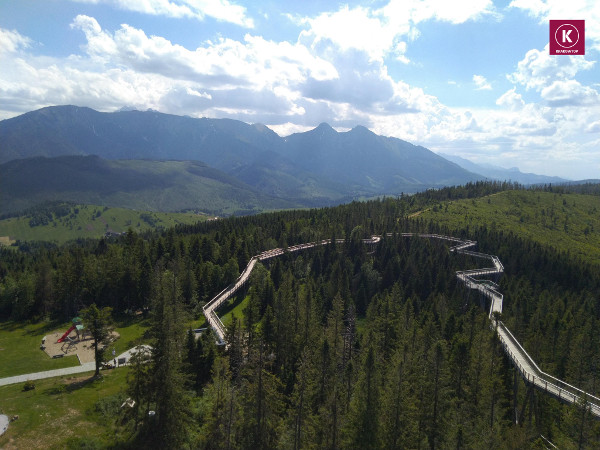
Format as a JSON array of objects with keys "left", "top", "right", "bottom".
[
  {"left": 38, "top": 316, "right": 101, "bottom": 363},
  {"left": 55, "top": 318, "right": 85, "bottom": 355},
  {"left": 56, "top": 317, "right": 86, "bottom": 343}
]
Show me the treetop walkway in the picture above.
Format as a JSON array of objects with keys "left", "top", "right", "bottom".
[{"left": 202, "top": 232, "right": 600, "bottom": 418}]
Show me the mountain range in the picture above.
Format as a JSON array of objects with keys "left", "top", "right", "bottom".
[
  {"left": 0, "top": 105, "right": 569, "bottom": 215},
  {"left": 439, "top": 153, "right": 569, "bottom": 185}
]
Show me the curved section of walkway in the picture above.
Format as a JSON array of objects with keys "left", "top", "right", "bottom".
[{"left": 204, "top": 232, "right": 600, "bottom": 416}]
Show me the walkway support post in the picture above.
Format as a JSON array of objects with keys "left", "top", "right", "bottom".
[{"left": 514, "top": 367, "right": 519, "bottom": 424}]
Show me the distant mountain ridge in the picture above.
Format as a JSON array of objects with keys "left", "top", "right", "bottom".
[
  {"left": 1, "top": 105, "right": 485, "bottom": 213},
  {"left": 439, "top": 153, "right": 568, "bottom": 185}
]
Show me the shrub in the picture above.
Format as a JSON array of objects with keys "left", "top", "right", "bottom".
[{"left": 94, "top": 393, "right": 126, "bottom": 420}]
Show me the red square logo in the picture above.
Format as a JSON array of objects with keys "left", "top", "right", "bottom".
[{"left": 550, "top": 20, "right": 585, "bottom": 55}]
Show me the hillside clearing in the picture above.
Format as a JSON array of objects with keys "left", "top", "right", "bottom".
[
  {"left": 418, "top": 190, "right": 600, "bottom": 265},
  {"left": 0, "top": 204, "right": 209, "bottom": 244}
]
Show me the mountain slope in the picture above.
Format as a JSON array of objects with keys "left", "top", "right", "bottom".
[
  {"left": 0, "top": 156, "right": 300, "bottom": 215},
  {"left": 0, "top": 106, "right": 352, "bottom": 200}
]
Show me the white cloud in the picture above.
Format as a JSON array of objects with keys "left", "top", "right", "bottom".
[
  {"left": 0, "top": 18, "right": 344, "bottom": 123},
  {"left": 541, "top": 80, "right": 600, "bottom": 106},
  {"left": 0, "top": 28, "right": 32, "bottom": 54},
  {"left": 298, "top": 6, "right": 403, "bottom": 63},
  {"left": 383, "top": 0, "right": 499, "bottom": 25},
  {"left": 473, "top": 74, "right": 492, "bottom": 90},
  {"left": 185, "top": 87, "right": 211, "bottom": 99},
  {"left": 296, "top": 47, "right": 440, "bottom": 116},
  {"left": 496, "top": 87, "right": 525, "bottom": 110},
  {"left": 507, "top": 45, "right": 595, "bottom": 90},
  {"left": 69, "top": 16, "right": 338, "bottom": 91},
  {"left": 69, "top": 0, "right": 254, "bottom": 28},
  {"left": 586, "top": 120, "right": 600, "bottom": 132},
  {"left": 298, "top": 0, "right": 498, "bottom": 63},
  {"left": 61, "top": 14, "right": 442, "bottom": 124}
]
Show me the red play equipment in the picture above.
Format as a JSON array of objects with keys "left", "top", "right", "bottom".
[{"left": 57, "top": 325, "right": 76, "bottom": 343}]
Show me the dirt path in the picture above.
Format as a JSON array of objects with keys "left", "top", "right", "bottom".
[
  {"left": 0, "top": 236, "right": 15, "bottom": 246},
  {"left": 408, "top": 207, "right": 430, "bottom": 218}
]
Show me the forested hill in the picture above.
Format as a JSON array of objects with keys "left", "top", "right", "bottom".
[
  {"left": 1, "top": 182, "right": 600, "bottom": 448},
  {"left": 0, "top": 155, "right": 304, "bottom": 215}
]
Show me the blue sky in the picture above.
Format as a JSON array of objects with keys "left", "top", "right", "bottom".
[{"left": 0, "top": 0, "right": 599, "bottom": 179}]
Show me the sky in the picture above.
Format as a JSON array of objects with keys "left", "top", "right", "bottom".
[{"left": 0, "top": 0, "right": 599, "bottom": 179}]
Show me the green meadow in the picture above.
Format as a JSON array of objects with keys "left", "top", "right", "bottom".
[
  {"left": 0, "top": 321, "right": 80, "bottom": 378},
  {"left": 0, "top": 316, "right": 153, "bottom": 379},
  {"left": 0, "top": 315, "right": 158, "bottom": 448},
  {"left": 0, "top": 203, "right": 210, "bottom": 245},
  {"left": 0, "top": 368, "right": 130, "bottom": 449}
]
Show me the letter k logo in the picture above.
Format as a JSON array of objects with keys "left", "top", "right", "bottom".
[{"left": 550, "top": 20, "right": 585, "bottom": 55}]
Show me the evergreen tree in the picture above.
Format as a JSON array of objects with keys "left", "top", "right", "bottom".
[
  {"left": 344, "top": 345, "right": 380, "bottom": 449},
  {"left": 126, "top": 345, "right": 153, "bottom": 429},
  {"left": 150, "top": 269, "right": 193, "bottom": 448},
  {"left": 80, "top": 303, "right": 113, "bottom": 377}
]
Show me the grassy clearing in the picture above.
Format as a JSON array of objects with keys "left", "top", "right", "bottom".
[
  {"left": 0, "top": 316, "right": 153, "bottom": 379},
  {"left": 0, "top": 315, "right": 157, "bottom": 448},
  {"left": 0, "top": 314, "right": 200, "bottom": 448},
  {"left": 191, "top": 293, "right": 251, "bottom": 331},
  {"left": 0, "top": 321, "right": 80, "bottom": 378},
  {"left": 418, "top": 190, "right": 600, "bottom": 265},
  {"left": 0, "top": 369, "right": 130, "bottom": 449},
  {"left": 219, "top": 294, "right": 250, "bottom": 328},
  {"left": 0, "top": 204, "right": 210, "bottom": 245},
  {"left": 111, "top": 315, "right": 153, "bottom": 357}
]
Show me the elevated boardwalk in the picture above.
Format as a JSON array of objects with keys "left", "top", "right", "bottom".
[{"left": 203, "top": 232, "right": 600, "bottom": 417}]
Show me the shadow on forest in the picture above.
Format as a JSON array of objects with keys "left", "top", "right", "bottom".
[
  {"left": 213, "top": 290, "right": 247, "bottom": 319},
  {"left": 23, "top": 320, "right": 64, "bottom": 336},
  {"left": 0, "top": 321, "right": 28, "bottom": 333},
  {"left": 113, "top": 313, "right": 151, "bottom": 329},
  {"left": 0, "top": 319, "right": 62, "bottom": 336}
]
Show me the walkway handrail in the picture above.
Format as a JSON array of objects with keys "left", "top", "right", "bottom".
[
  {"left": 500, "top": 322, "right": 600, "bottom": 406},
  {"left": 498, "top": 321, "right": 543, "bottom": 374}
]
